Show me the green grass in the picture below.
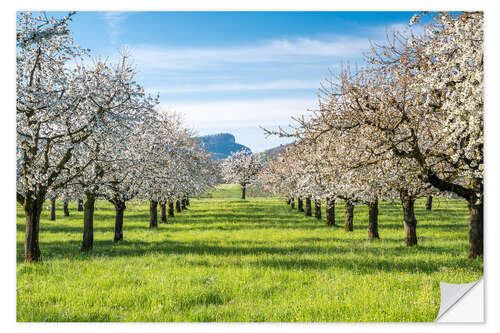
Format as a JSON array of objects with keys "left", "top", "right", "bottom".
[
  {"left": 16, "top": 184, "right": 483, "bottom": 322},
  {"left": 202, "top": 183, "right": 243, "bottom": 198}
]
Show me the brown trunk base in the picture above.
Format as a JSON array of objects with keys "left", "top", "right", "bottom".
[
  {"left": 168, "top": 201, "right": 175, "bottom": 217},
  {"left": 426, "top": 196, "right": 433, "bottom": 211},
  {"left": 81, "top": 195, "right": 96, "bottom": 252},
  {"left": 468, "top": 200, "right": 483, "bottom": 258},
  {"left": 50, "top": 198, "right": 56, "bottom": 221},
  {"left": 344, "top": 200, "right": 354, "bottom": 232},
  {"left": 314, "top": 200, "right": 321, "bottom": 219},
  {"left": 326, "top": 198, "right": 335, "bottom": 226},
  {"left": 297, "top": 198, "right": 304, "bottom": 212},
  {"left": 150, "top": 200, "right": 158, "bottom": 228},
  {"left": 401, "top": 192, "right": 417, "bottom": 246},
  {"left": 368, "top": 200, "right": 379, "bottom": 239},
  {"left": 24, "top": 200, "right": 43, "bottom": 262},
  {"left": 160, "top": 202, "right": 167, "bottom": 223},
  {"left": 113, "top": 200, "right": 126, "bottom": 242},
  {"left": 63, "top": 201, "right": 69, "bottom": 217},
  {"left": 305, "top": 198, "right": 312, "bottom": 217}
]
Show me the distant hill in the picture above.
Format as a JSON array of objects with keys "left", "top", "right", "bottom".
[
  {"left": 197, "top": 133, "right": 251, "bottom": 159},
  {"left": 260, "top": 142, "right": 294, "bottom": 161}
]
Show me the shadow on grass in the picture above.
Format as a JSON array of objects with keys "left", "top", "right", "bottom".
[
  {"left": 17, "top": 197, "right": 477, "bottom": 276},
  {"left": 17, "top": 235, "right": 481, "bottom": 275}
]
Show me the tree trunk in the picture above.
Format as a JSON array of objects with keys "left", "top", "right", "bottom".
[
  {"left": 175, "top": 200, "right": 181, "bottom": 213},
  {"left": 24, "top": 199, "right": 43, "bottom": 262},
  {"left": 186, "top": 198, "right": 190, "bottom": 206},
  {"left": 467, "top": 200, "right": 483, "bottom": 258},
  {"left": 50, "top": 198, "right": 56, "bottom": 221},
  {"left": 241, "top": 184, "right": 246, "bottom": 199},
  {"left": 305, "top": 197, "right": 312, "bottom": 216},
  {"left": 368, "top": 199, "right": 379, "bottom": 239},
  {"left": 426, "top": 195, "right": 433, "bottom": 210},
  {"left": 314, "top": 199, "right": 321, "bottom": 219},
  {"left": 326, "top": 197, "right": 335, "bottom": 226},
  {"left": 150, "top": 200, "right": 158, "bottom": 228},
  {"left": 63, "top": 200, "right": 69, "bottom": 216},
  {"left": 168, "top": 201, "right": 175, "bottom": 217},
  {"left": 290, "top": 197, "right": 295, "bottom": 209},
  {"left": 298, "top": 197, "right": 304, "bottom": 212},
  {"left": 286, "top": 198, "right": 291, "bottom": 205},
  {"left": 400, "top": 191, "right": 417, "bottom": 246},
  {"left": 344, "top": 200, "right": 354, "bottom": 232},
  {"left": 81, "top": 194, "right": 96, "bottom": 252},
  {"left": 160, "top": 202, "right": 167, "bottom": 224},
  {"left": 181, "top": 198, "right": 187, "bottom": 210},
  {"left": 77, "top": 199, "right": 83, "bottom": 211},
  {"left": 113, "top": 200, "right": 126, "bottom": 242}
]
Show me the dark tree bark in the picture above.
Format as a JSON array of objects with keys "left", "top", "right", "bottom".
[
  {"left": 290, "top": 197, "right": 295, "bottom": 209},
  {"left": 63, "top": 200, "right": 69, "bottom": 217},
  {"left": 149, "top": 199, "right": 158, "bottom": 228},
  {"left": 400, "top": 190, "right": 417, "bottom": 246},
  {"left": 305, "top": 197, "right": 312, "bottom": 216},
  {"left": 81, "top": 194, "right": 96, "bottom": 252},
  {"left": 112, "top": 200, "right": 126, "bottom": 242},
  {"left": 77, "top": 199, "right": 83, "bottom": 211},
  {"left": 314, "top": 199, "right": 321, "bottom": 219},
  {"left": 175, "top": 200, "right": 181, "bottom": 213},
  {"left": 297, "top": 197, "right": 304, "bottom": 212},
  {"left": 344, "top": 200, "right": 354, "bottom": 232},
  {"left": 49, "top": 198, "right": 56, "bottom": 221},
  {"left": 467, "top": 199, "right": 483, "bottom": 258},
  {"left": 241, "top": 184, "right": 246, "bottom": 199},
  {"left": 426, "top": 195, "right": 433, "bottom": 210},
  {"left": 421, "top": 169, "right": 483, "bottom": 258},
  {"left": 286, "top": 198, "right": 291, "bottom": 205},
  {"left": 186, "top": 198, "right": 190, "bottom": 206},
  {"left": 326, "top": 197, "right": 335, "bottom": 226},
  {"left": 168, "top": 201, "right": 175, "bottom": 217},
  {"left": 181, "top": 198, "right": 187, "bottom": 210},
  {"left": 160, "top": 202, "right": 167, "bottom": 223},
  {"left": 368, "top": 199, "right": 380, "bottom": 239},
  {"left": 24, "top": 198, "right": 43, "bottom": 262}
]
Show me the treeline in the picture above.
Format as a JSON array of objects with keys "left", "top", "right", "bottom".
[
  {"left": 259, "top": 12, "right": 483, "bottom": 259},
  {"left": 16, "top": 12, "right": 218, "bottom": 262}
]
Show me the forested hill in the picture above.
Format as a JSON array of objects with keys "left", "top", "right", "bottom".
[
  {"left": 197, "top": 133, "right": 251, "bottom": 159},
  {"left": 260, "top": 142, "right": 294, "bottom": 161}
]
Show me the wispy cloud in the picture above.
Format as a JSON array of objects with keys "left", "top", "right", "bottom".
[
  {"left": 148, "top": 79, "right": 321, "bottom": 94},
  {"left": 100, "top": 12, "right": 128, "bottom": 45},
  {"left": 162, "top": 97, "right": 318, "bottom": 129},
  {"left": 127, "top": 36, "right": 371, "bottom": 71}
]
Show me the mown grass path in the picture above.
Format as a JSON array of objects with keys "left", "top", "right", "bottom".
[{"left": 17, "top": 187, "right": 483, "bottom": 322}]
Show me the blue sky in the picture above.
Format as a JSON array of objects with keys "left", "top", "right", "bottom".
[{"left": 47, "top": 11, "right": 420, "bottom": 152}]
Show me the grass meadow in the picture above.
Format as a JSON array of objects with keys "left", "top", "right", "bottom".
[{"left": 16, "top": 185, "right": 483, "bottom": 322}]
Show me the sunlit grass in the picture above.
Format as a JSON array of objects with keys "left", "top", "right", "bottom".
[{"left": 16, "top": 185, "right": 482, "bottom": 322}]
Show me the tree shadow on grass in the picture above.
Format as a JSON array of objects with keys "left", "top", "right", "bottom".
[{"left": 17, "top": 236, "right": 481, "bottom": 275}]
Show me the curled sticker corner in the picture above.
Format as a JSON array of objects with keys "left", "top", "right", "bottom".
[{"left": 435, "top": 278, "right": 483, "bottom": 322}]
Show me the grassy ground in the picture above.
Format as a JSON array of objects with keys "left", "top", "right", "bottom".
[{"left": 16, "top": 184, "right": 483, "bottom": 322}]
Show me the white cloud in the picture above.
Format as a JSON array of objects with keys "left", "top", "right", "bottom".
[
  {"left": 127, "top": 36, "right": 371, "bottom": 71},
  {"left": 161, "top": 97, "right": 318, "bottom": 129},
  {"left": 100, "top": 12, "right": 128, "bottom": 45},
  {"left": 148, "top": 79, "right": 321, "bottom": 94}
]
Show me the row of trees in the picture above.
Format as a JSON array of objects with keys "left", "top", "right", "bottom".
[
  {"left": 261, "top": 12, "right": 483, "bottom": 258},
  {"left": 220, "top": 150, "right": 264, "bottom": 199},
  {"left": 16, "top": 12, "right": 217, "bottom": 262}
]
